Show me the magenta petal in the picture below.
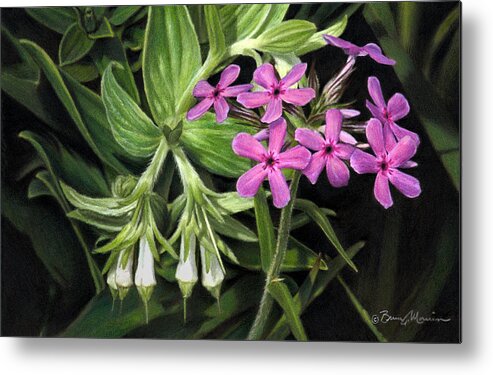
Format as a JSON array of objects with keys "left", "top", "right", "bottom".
[
  {"left": 218, "top": 64, "right": 240, "bottom": 88},
  {"left": 277, "top": 145, "right": 311, "bottom": 170},
  {"left": 401, "top": 160, "right": 418, "bottom": 169},
  {"left": 368, "top": 76, "right": 386, "bottom": 109},
  {"left": 268, "top": 170, "right": 290, "bottom": 208},
  {"left": 237, "top": 164, "right": 268, "bottom": 198},
  {"left": 214, "top": 97, "right": 229, "bottom": 123},
  {"left": 323, "top": 35, "right": 359, "bottom": 51},
  {"left": 193, "top": 80, "right": 214, "bottom": 97},
  {"left": 340, "top": 109, "right": 360, "bottom": 119},
  {"left": 253, "top": 64, "right": 278, "bottom": 89},
  {"left": 350, "top": 149, "right": 379, "bottom": 174},
  {"left": 387, "top": 93, "right": 410, "bottom": 121},
  {"left": 339, "top": 130, "right": 357, "bottom": 145},
  {"left": 326, "top": 156, "right": 350, "bottom": 188},
  {"left": 186, "top": 98, "right": 214, "bottom": 121},
  {"left": 268, "top": 117, "right": 287, "bottom": 154},
  {"left": 388, "top": 136, "right": 418, "bottom": 168},
  {"left": 303, "top": 150, "right": 326, "bottom": 184},
  {"left": 294, "top": 128, "right": 325, "bottom": 151},
  {"left": 261, "top": 97, "right": 283, "bottom": 124},
  {"left": 374, "top": 172, "right": 393, "bottom": 209},
  {"left": 383, "top": 121, "right": 397, "bottom": 151},
  {"left": 280, "top": 63, "right": 307, "bottom": 87},
  {"left": 232, "top": 133, "right": 266, "bottom": 162},
  {"left": 237, "top": 91, "right": 271, "bottom": 108},
  {"left": 281, "top": 88, "right": 315, "bottom": 106},
  {"left": 363, "top": 43, "right": 396, "bottom": 65},
  {"left": 253, "top": 128, "right": 270, "bottom": 142},
  {"left": 222, "top": 84, "right": 253, "bottom": 97},
  {"left": 388, "top": 169, "right": 421, "bottom": 198},
  {"left": 389, "top": 121, "right": 420, "bottom": 146},
  {"left": 334, "top": 143, "right": 354, "bottom": 160},
  {"left": 325, "top": 109, "right": 343, "bottom": 143},
  {"left": 366, "top": 100, "right": 385, "bottom": 123},
  {"left": 366, "top": 118, "right": 385, "bottom": 155}
]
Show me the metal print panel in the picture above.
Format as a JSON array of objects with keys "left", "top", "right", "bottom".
[{"left": 0, "top": 2, "right": 461, "bottom": 342}]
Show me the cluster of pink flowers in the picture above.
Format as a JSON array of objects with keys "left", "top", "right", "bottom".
[{"left": 186, "top": 36, "right": 421, "bottom": 209}]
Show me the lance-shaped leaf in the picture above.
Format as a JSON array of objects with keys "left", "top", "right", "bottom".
[
  {"left": 26, "top": 7, "right": 77, "bottom": 34},
  {"left": 109, "top": 6, "right": 142, "bottom": 26},
  {"left": 220, "top": 4, "right": 273, "bottom": 45},
  {"left": 102, "top": 64, "right": 162, "bottom": 159},
  {"left": 294, "top": 15, "right": 348, "bottom": 56},
  {"left": 142, "top": 6, "right": 201, "bottom": 127},
  {"left": 268, "top": 280, "right": 308, "bottom": 341},
  {"left": 210, "top": 215, "right": 258, "bottom": 243},
  {"left": 59, "top": 23, "right": 95, "bottom": 66},
  {"left": 254, "top": 187, "right": 276, "bottom": 272},
  {"left": 204, "top": 5, "right": 226, "bottom": 61},
  {"left": 254, "top": 20, "right": 316, "bottom": 54}
]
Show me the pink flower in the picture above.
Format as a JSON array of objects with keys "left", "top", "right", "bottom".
[
  {"left": 350, "top": 118, "right": 421, "bottom": 209},
  {"left": 187, "top": 64, "right": 253, "bottom": 123},
  {"left": 232, "top": 118, "right": 311, "bottom": 208},
  {"left": 323, "top": 35, "right": 396, "bottom": 65},
  {"left": 295, "top": 109, "right": 356, "bottom": 187},
  {"left": 237, "top": 63, "right": 315, "bottom": 124},
  {"left": 366, "top": 76, "right": 420, "bottom": 150}
]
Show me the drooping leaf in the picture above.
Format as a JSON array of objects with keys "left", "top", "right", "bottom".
[{"left": 210, "top": 215, "right": 258, "bottom": 242}]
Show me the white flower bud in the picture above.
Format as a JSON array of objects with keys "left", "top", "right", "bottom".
[
  {"left": 200, "top": 245, "right": 224, "bottom": 300},
  {"left": 175, "top": 233, "right": 198, "bottom": 299},
  {"left": 135, "top": 236, "right": 156, "bottom": 304},
  {"left": 106, "top": 261, "right": 118, "bottom": 299}
]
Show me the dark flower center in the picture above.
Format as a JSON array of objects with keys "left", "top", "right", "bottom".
[
  {"left": 273, "top": 88, "right": 280, "bottom": 96},
  {"left": 213, "top": 89, "right": 221, "bottom": 98},
  {"left": 325, "top": 145, "right": 333, "bottom": 154},
  {"left": 265, "top": 156, "right": 275, "bottom": 166},
  {"left": 383, "top": 108, "right": 392, "bottom": 121},
  {"left": 380, "top": 161, "right": 388, "bottom": 171}
]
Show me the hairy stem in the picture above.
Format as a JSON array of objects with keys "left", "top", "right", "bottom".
[{"left": 247, "top": 172, "right": 301, "bottom": 340}]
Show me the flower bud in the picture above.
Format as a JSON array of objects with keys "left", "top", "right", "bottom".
[
  {"left": 106, "top": 261, "right": 118, "bottom": 300},
  {"left": 200, "top": 245, "right": 224, "bottom": 300},
  {"left": 135, "top": 236, "right": 156, "bottom": 306},
  {"left": 115, "top": 249, "right": 134, "bottom": 300},
  {"left": 175, "top": 233, "right": 198, "bottom": 300}
]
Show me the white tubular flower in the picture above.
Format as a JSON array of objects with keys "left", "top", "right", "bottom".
[
  {"left": 200, "top": 245, "right": 225, "bottom": 300},
  {"left": 175, "top": 233, "right": 198, "bottom": 299},
  {"left": 106, "top": 261, "right": 118, "bottom": 299},
  {"left": 115, "top": 249, "right": 134, "bottom": 300},
  {"left": 135, "top": 236, "right": 156, "bottom": 304}
]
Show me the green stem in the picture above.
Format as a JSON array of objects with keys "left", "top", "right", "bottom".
[{"left": 247, "top": 172, "right": 301, "bottom": 340}]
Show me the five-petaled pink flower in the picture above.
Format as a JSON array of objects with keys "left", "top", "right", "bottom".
[
  {"left": 295, "top": 109, "right": 356, "bottom": 187},
  {"left": 366, "top": 76, "right": 420, "bottom": 150},
  {"left": 324, "top": 35, "right": 396, "bottom": 65},
  {"left": 237, "top": 63, "right": 315, "bottom": 124},
  {"left": 187, "top": 64, "right": 253, "bottom": 123},
  {"left": 232, "top": 118, "right": 311, "bottom": 208},
  {"left": 350, "top": 118, "right": 421, "bottom": 209}
]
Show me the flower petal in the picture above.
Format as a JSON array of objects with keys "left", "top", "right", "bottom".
[
  {"left": 323, "top": 35, "right": 360, "bottom": 55},
  {"left": 325, "top": 109, "right": 343, "bottom": 143},
  {"left": 387, "top": 135, "right": 418, "bottom": 168},
  {"left": 268, "top": 117, "right": 287, "bottom": 154},
  {"left": 280, "top": 63, "right": 307, "bottom": 87},
  {"left": 232, "top": 133, "right": 266, "bottom": 162},
  {"left": 277, "top": 145, "right": 311, "bottom": 170},
  {"left": 222, "top": 84, "right": 253, "bottom": 97},
  {"left": 389, "top": 121, "right": 420, "bottom": 146},
  {"left": 339, "top": 130, "right": 357, "bottom": 145},
  {"left": 366, "top": 118, "right": 385, "bottom": 155},
  {"left": 363, "top": 43, "right": 396, "bottom": 65},
  {"left": 253, "top": 63, "right": 278, "bottom": 89},
  {"left": 400, "top": 160, "right": 418, "bottom": 169},
  {"left": 218, "top": 64, "right": 240, "bottom": 88},
  {"left": 237, "top": 91, "right": 271, "bottom": 108},
  {"left": 261, "top": 97, "right": 283, "bottom": 124},
  {"left": 253, "top": 128, "right": 270, "bottom": 142},
  {"left": 214, "top": 97, "right": 229, "bottom": 123},
  {"left": 368, "top": 76, "right": 386, "bottom": 109},
  {"left": 326, "top": 156, "right": 350, "bottom": 188},
  {"left": 366, "top": 100, "right": 385, "bottom": 123},
  {"left": 268, "top": 169, "right": 290, "bottom": 208},
  {"left": 186, "top": 98, "right": 214, "bottom": 121},
  {"left": 388, "top": 169, "right": 421, "bottom": 198},
  {"left": 350, "top": 149, "right": 378, "bottom": 174},
  {"left": 383, "top": 121, "right": 397, "bottom": 151},
  {"left": 374, "top": 172, "right": 393, "bottom": 209},
  {"left": 387, "top": 93, "right": 410, "bottom": 121},
  {"left": 280, "top": 88, "right": 315, "bottom": 106},
  {"left": 236, "top": 164, "right": 268, "bottom": 198},
  {"left": 333, "top": 143, "right": 355, "bottom": 160},
  {"left": 294, "top": 128, "right": 325, "bottom": 151},
  {"left": 340, "top": 109, "right": 360, "bottom": 119},
  {"left": 193, "top": 80, "right": 214, "bottom": 97},
  {"left": 303, "top": 150, "right": 326, "bottom": 184}
]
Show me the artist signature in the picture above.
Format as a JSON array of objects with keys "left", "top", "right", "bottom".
[{"left": 371, "top": 310, "right": 451, "bottom": 326}]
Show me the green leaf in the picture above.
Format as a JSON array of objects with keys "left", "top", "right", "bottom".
[
  {"left": 210, "top": 215, "right": 257, "bottom": 242},
  {"left": 294, "top": 15, "right": 348, "bottom": 56},
  {"left": 61, "top": 61, "right": 99, "bottom": 82},
  {"left": 102, "top": 64, "right": 162, "bottom": 159},
  {"left": 59, "top": 23, "right": 95, "bottom": 66},
  {"left": 27, "top": 172, "right": 53, "bottom": 199},
  {"left": 181, "top": 113, "right": 255, "bottom": 178},
  {"left": 255, "top": 20, "right": 316, "bottom": 54},
  {"left": 110, "top": 6, "right": 142, "bottom": 26},
  {"left": 204, "top": 5, "right": 226, "bottom": 61},
  {"left": 143, "top": 6, "right": 201, "bottom": 127},
  {"left": 25, "top": 7, "right": 76, "bottom": 34},
  {"left": 256, "top": 5, "right": 290, "bottom": 35},
  {"left": 212, "top": 192, "right": 255, "bottom": 215},
  {"left": 67, "top": 209, "right": 128, "bottom": 233},
  {"left": 220, "top": 4, "right": 273, "bottom": 45},
  {"left": 295, "top": 199, "right": 358, "bottom": 272},
  {"left": 254, "top": 187, "right": 276, "bottom": 272},
  {"left": 268, "top": 281, "right": 308, "bottom": 341},
  {"left": 363, "top": 3, "right": 459, "bottom": 191},
  {"left": 88, "top": 17, "right": 114, "bottom": 40}
]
